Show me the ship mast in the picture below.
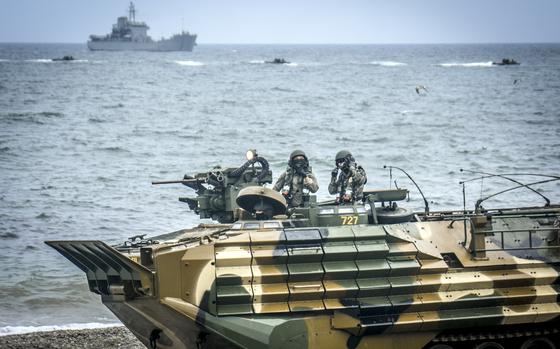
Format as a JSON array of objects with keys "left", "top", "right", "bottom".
[{"left": 128, "top": 2, "right": 136, "bottom": 22}]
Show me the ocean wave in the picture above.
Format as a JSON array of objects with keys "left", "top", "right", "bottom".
[
  {"left": 1, "top": 112, "right": 63, "bottom": 124},
  {"left": 0, "top": 232, "right": 19, "bottom": 239},
  {"left": 96, "top": 146, "right": 130, "bottom": 153},
  {"left": 174, "top": 60, "right": 205, "bottom": 66},
  {"left": 22, "top": 59, "right": 89, "bottom": 63},
  {"left": 88, "top": 117, "right": 105, "bottom": 123},
  {"left": 0, "top": 59, "right": 9, "bottom": 62},
  {"left": 393, "top": 121, "right": 413, "bottom": 127},
  {"left": 101, "top": 103, "right": 124, "bottom": 109},
  {"left": 96, "top": 176, "right": 115, "bottom": 182},
  {"left": 398, "top": 110, "right": 423, "bottom": 116},
  {"left": 249, "top": 60, "right": 265, "bottom": 64},
  {"left": 24, "top": 59, "right": 53, "bottom": 63},
  {"left": 285, "top": 62, "right": 298, "bottom": 67},
  {"left": 369, "top": 61, "right": 407, "bottom": 67},
  {"left": 38, "top": 111, "right": 63, "bottom": 117},
  {"left": 438, "top": 62, "right": 493, "bottom": 67},
  {"left": 525, "top": 119, "right": 547, "bottom": 125},
  {"left": 1, "top": 111, "right": 63, "bottom": 118},
  {"left": 35, "top": 212, "right": 52, "bottom": 220},
  {"left": 358, "top": 100, "right": 371, "bottom": 108},
  {"left": 270, "top": 86, "right": 297, "bottom": 93},
  {"left": 0, "top": 323, "right": 122, "bottom": 336},
  {"left": 179, "top": 134, "right": 203, "bottom": 140}
]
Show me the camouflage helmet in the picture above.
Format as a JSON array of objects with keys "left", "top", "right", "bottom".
[
  {"left": 335, "top": 150, "right": 352, "bottom": 162},
  {"left": 290, "top": 149, "right": 307, "bottom": 161}
]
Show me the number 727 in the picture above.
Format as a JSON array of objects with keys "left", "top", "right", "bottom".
[{"left": 341, "top": 216, "right": 358, "bottom": 225}]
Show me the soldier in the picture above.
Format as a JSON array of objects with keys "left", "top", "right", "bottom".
[
  {"left": 329, "top": 150, "right": 367, "bottom": 203},
  {"left": 273, "top": 150, "right": 319, "bottom": 208}
]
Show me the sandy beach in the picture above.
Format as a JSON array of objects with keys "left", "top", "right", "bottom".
[{"left": 0, "top": 326, "right": 145, "bottom": 349}]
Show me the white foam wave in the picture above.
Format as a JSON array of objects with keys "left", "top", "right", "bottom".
[
  {"left": 285, "top": 62, "right": 298, "bottom": 67},
  {"left": 0, "top": 323, "right": 122, "bottom": 336},
  {"left": 25, "top": 59, "right": 53, "bottom": 63},
  {"left": 438, "top": 61, "right": 493, "bottom": 67},
  {"left": 174, "top": 60, "right": 205, "bottom": 66},
  {"left": 249, "top": 60, "right": 265, "bottom": 64},
  {"left": 369, "top": 61, "right": 406, "bottom": 67}
]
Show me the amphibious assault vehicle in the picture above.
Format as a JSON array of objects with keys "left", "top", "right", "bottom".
[
  {"left": 47, "top": 151, "right": 560, "bottom": 349},
  {"left": 51, "top": 55, "right": 75, "bottom": 62},
  {"left": 492, "top": 58, "right": 520, "bottom": 66},
  {"left": 266, "top": 58, "right": 290, "bottom": 64}
]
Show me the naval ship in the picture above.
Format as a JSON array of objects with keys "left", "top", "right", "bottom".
[{"left": 87, "top": 2, "right": 197, "bottom": 52}]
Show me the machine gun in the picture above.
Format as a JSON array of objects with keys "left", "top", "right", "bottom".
[{"left": 152, "top": 150, "right": 276, "bottom": 223}]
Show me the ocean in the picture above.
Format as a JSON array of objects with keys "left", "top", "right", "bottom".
[{"left": 1, "top": 43, "right": 559, "bottom": 334}]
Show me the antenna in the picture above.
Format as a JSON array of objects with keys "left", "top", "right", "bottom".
[
  {"left": 474, "top": 178, "right": 559, "bottom": 213},
  {"left": 460, "top": 169, "right": 551, "bottom": 207},
  {"left": 129, "top": 2, "right": 136, "bottom": 22},
  {"left": 384, "top": 165, "right": 429, "bottom": 214}
]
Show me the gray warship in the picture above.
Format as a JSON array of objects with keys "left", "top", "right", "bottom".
[{"left": 87, "top": 2, "right": 197, "bottom": 52}]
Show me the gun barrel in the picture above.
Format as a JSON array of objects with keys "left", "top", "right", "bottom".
[{"left": 151, "top": 179, "right": 199, "bottom": 185}]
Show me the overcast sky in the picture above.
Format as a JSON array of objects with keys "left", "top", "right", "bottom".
[{"left": 1, "top": 0, "right": 559, "bottom": 44}]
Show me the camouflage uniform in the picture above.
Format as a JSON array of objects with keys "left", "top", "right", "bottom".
[
  {"left": 273, "top": 150, "right": 319, "bottom": 208},
  {"left": 328, "top": 150, "right": 367, "bottom": 203}
]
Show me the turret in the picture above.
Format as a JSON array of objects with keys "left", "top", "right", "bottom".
[{"left": 152, "top": 150, "right": 285, "bottom": 223}]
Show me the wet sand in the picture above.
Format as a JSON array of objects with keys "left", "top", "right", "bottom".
[{"left": 0, "top": 326, "right": 145, "bottom": 349}]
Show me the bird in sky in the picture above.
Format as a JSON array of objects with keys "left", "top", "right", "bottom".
[{"left": 415, "top": 85, "right": 428, "bottom": 94}]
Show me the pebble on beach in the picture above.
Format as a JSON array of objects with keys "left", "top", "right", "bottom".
[{"left": 0, "top": 326, "right": 145, "bottom": 349}]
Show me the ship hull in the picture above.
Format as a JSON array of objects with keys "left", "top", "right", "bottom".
[{"left": 87, "top": 35, "right": 196, "bottom": 52}]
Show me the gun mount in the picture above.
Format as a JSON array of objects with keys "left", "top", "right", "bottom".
[{"left": 153, "top": 150, "right": 274, "bottom": 223}]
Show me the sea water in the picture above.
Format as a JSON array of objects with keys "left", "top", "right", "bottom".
[{"left": 1, "top": 43, "right": 559, "bottom": 332}]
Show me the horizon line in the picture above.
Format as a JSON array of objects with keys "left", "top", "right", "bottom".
[{"left": 1, "top": 41, "right": 560, "bottom": 45}]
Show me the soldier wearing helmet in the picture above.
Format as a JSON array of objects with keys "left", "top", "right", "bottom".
[
  {"left": 273, "top": 150, "right": 319, "bottom": 207},
  {"left": 329, "top": 150, "right": 367, "bottom": 203}
]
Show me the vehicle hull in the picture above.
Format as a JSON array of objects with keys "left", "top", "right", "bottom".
[{"left": 47, "top": 205, "right": 560, "bottom": 349}]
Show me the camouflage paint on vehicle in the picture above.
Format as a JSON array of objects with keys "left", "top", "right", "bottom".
[{"left": 46, "top": 154, "right": 560, "bottom": 349}]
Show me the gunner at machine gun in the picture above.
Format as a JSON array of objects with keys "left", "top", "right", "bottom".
[
  {"left": 273, "top": 150, "right": 319, "bottom": 208},
  {"left": 329, "top": 150, "right": 367, "bottom": 204},
  {"left": 152, "top": 150, "right": 289, "bottom": 223}
]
